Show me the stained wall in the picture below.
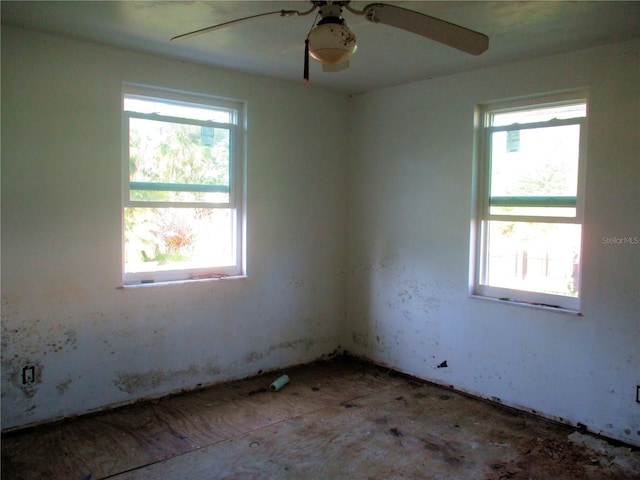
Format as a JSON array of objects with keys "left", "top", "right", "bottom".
[
  {"left": 346, "top": 40, "right": 640, "bottom": 446},
  {"left": 1, "top": 26, "right": 349, "bottom": 429}
]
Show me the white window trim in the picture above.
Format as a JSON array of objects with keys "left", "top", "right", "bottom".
[
  {"left": 470, "top": 90, "right": 588, "bottom": 312},
  {"left": 121, "top": 84, "right": 246, "bottom": 285}
]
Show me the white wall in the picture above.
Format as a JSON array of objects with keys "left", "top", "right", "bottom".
[
  {"left": 1, "top": 26, "right": 349, "bottom": 430},
  {"left": 347, "top": 40, "right": 640, "bottom": 446}
]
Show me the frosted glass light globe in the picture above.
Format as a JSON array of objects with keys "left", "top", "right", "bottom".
[{"left": 308, "top": 22, "right": 357, "bottom": 65}]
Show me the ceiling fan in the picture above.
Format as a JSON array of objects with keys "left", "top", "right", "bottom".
[{"left": 171, "top": 1, "right": 489, "bottom": 80}]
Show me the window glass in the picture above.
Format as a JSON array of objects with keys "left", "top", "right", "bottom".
[
  {"left": 122, "top": 88, "right": 244, "bottom": 284},
  {"left": 473, "top": 93, "right": 587, "bottom": 310},
  {"left": 124, "top": 207, "right": 235, "bottom": 274},
  {"left": 129, "top": 117, "right": 230, "bottom": 203},
  {"left": 488, "top": 124, "right": 581, "bottom": 218},
  {"left": 484, "top": 221, "right": 581, "bottom": 298},
  {"left": 489, "top": 125, "right": 580, "bottom": 199}
]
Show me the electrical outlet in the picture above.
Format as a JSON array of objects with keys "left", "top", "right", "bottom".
[{"left": 22, "top": 365, "right": 35, "bottom": 385}]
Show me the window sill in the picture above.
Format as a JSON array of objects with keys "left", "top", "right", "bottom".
[
  {"left": 118, "top": 275, "right": 247, "bottom": 289},
  {"left": 469, "top": 294, "right": 582, "bottom": 316}
]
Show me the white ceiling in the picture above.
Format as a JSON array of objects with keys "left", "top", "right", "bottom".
[{"left": 2, "top": 1, "right": 639, "bottom": 94}]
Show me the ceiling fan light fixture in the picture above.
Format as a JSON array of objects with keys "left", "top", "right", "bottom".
[{"left": 307, "top": 21, "right": 357, "bottom": 65}]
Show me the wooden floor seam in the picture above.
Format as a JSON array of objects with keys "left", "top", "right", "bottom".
[{"left": 100, "top": 382, "right": 398, "bottom": 479}]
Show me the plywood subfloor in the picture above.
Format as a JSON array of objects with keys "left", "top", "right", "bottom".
[{"left": 3, "top": 357, "right": 639, "bottom": 479}]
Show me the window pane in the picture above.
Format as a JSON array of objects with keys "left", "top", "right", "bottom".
[
  {"left": 129, "top": 118, "right": 230, "bottom": 203},
  {"left": 124, "top": 207, "right": 235, "bottom": 274},
  {"left": 484, "top": 221, "right": 581, "bottom": 297},
  {"left": 489, "top": 124, "right": 580, "bottom": 216},
  {"left": 130, "top": 188, "right": 229, "bottom": 203},
  {"left": 489, "top": 205, "right": 576, "bottom": 217},
  {"left": 491, "top": 103, "right": 586, "bottom": 127},
  {"left": 124, "top": 97, "right": 233, "bottom": 123}
]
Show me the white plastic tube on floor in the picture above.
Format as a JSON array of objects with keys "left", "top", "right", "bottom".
[{"left": 269, "top": 374, "right": 289, "bottom": 391}]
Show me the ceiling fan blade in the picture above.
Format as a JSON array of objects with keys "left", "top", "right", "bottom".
[
  {"left": 171, "top": 11, "right": 282, "bottom": 42},
  {"left": 171, "top": 5, "right": 317, "bottom": 42},
  {"left": 362, "top": 3, "right": 489, "bottom": 55}
]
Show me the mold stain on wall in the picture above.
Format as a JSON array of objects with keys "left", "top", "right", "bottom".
[
  {"left": 114, "top": 364, "right": 212, "bottom": 395},
  {"left": 2, "top": 316, "right": 78, "bottom": 357},
  {"left": 352, "top": 331, "right": 369, "bottom": 349},
  {"left": 244, "top": 338, "right": 319, "bottom": 364},
  {"left": 56, "top": 379, "right": 72, "bottom": 395},
  {"left": 2, "top": 304, "right": 81, "bottom": 403},
  {"left": 117, "top": 361, "right": 224, "bottom": 395},
  {"left": 4, "top": 357, "right": 45, "bottom": 399},
  {"left": 45, "top": 328, "right": 78, "bottom": 354}
]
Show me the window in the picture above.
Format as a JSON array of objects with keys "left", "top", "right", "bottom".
[
  {"left": 472, "top": 92, "right": 587, "bottom": 311},
  {"left": 122, "top": 85, "right": 245, "bottom": 284}
]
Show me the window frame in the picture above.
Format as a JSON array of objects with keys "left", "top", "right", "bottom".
[
  {"left": 121, "top": 84, "right": 246, "bottom": 285},
  {"left": 471, "top": 91, "right": 588, "bottom": 312}
]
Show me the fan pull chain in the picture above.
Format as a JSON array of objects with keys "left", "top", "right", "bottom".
[
  {"left": 303, "top": 11, "right": 320, "bottom": 85},
  {"left": 304, "top": 38, "right": 310, "bottom": 82}
]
